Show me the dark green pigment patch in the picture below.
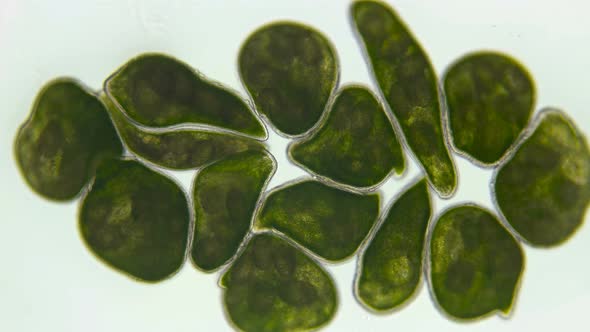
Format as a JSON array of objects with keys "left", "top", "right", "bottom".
[
  {"left": 79, "top": 158, "right": 190, "bottom": 282},
  {"left": 356, "top": 179, "right": 431, "bottom": 311},
  {"left": 102, "top": 94, "right": 265, "bottom": 170},
  {"left": 256, "top": 180, "right": 380, "bottom": 262},
  {"left": 289, "top": 85, "right": 405, "bottom": 188},
  {"left": 494, "top": 110, "right": 590, "bottom": 246},
  {"left": 220, "top": 233, "right": 337, "bottom": 332},
  {"left": 239, "top": 22, "right": 338, "bottom": 136},
  {"left": 14, "top": 79, "right": 122, "bottom": 201},
  {"left": 430, "top": 205, "right": 523, "bottom": 319},
  {"left": 351, "top": 0, "right": 457, "bottom": 197},
  {"left": 191, "top": 150, "right": 275, "bottom": 272},
  {"left": 444, "top": 52, "right": 535, "bottom": 165},
  {"left": 106, "top": 53, "right": 266, "bottom": 138}
]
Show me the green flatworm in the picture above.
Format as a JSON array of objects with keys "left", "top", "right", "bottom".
[
  {"left": 256, "top": 179, "right": 380, "bottom": 262},
  {"left": 239, "top": 22, "right": 338, "bottom": 137},
  {"left": 79, "top": 158, "right": 190, "bottom": 282},
  {"left": 289, "top": 85, "right": 405, "bottom": 189},
  {"left": 429, "top": 204, "right": 524, "bottom": 319},
  {"left": 494, "top": 109, "right": 590, "bottom": 246},
  {"left": 220, "top": 232, "right": 337, "bottom": 332},
  {"left": 444, "top": 51, "right": 535, "bottom": 165},
  {"left": 351, "top": 0, "right": 457, "bottom": 197},
  {"left": 356, "top": 178, "right": 431, "bottom": 311},
  {"left": 105, "top": 53, "right": 266, "bottom": 138},
  {"left": 15, "top": 78, "right": 122, "bottom": 201},
  {"left": 191, "top": 150, "right": 275, "bottom": 272}
]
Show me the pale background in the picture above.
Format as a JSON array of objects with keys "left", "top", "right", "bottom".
[{"left": 1, "top": 0, "right": 589, "bottom": 331}]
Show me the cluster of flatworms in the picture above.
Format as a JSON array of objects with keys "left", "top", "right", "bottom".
[{"left": 14, "top": 1, "right": 589, "bottom": 331}]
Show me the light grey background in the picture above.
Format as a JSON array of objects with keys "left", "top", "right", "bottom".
[{"left": 1, "top": 0, "right": 589, "bottom": 331}]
